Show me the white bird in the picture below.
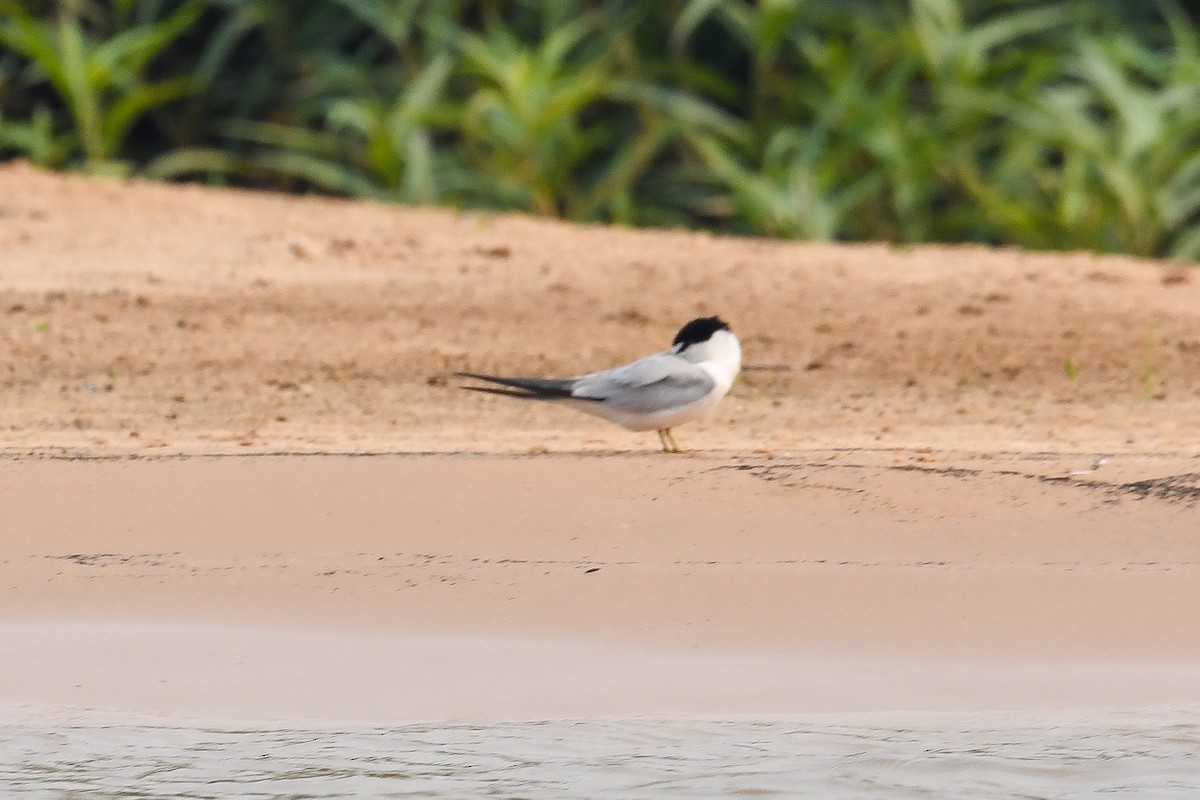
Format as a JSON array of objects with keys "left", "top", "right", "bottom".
[{"left": 457, "top": 315, "right": 742, "bottom": 452}]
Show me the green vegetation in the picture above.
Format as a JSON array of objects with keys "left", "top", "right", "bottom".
[{"left": 2, "top": 0, "right": 1199, "bottom": 259}]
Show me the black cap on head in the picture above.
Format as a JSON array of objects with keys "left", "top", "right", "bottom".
[{"left": 672, "top": 315, "right": 731, "bottom": 348}]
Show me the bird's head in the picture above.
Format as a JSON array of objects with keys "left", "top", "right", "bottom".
[{"left": 671, "top": 315, "right": 741, "bottom": 376}]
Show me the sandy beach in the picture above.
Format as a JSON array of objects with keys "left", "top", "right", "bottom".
[
  {"left": 4, "top": 453, "right": 1200, "bottom": 721},
  {"left": 2, "top": 162, "right": 1199, "bottom": 723}
]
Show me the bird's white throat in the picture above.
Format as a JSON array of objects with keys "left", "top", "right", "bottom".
[{"left": 679, "top": 329, "right": 742, "bottom": 390}]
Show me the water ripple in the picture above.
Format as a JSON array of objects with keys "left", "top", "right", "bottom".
[{"left": 1, "top": 710, "right": 1198, "bottom": 798}]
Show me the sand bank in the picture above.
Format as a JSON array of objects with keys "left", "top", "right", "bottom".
[
  {"left": 2, "top": 164, "right": 1199, "bottom": 721},
  {"left": 3, "top": 455, "right": 1198, "bottom": 721}
]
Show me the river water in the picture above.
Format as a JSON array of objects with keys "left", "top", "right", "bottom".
[{"left": 2, "top": 707, "right": 1197, "bottom": 798}]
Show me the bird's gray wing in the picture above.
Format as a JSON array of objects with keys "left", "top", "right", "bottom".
[{"left": 571, "top": 353, "right": 714, "bottom": 412}]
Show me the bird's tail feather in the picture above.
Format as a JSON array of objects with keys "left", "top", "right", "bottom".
[{"left": 455, "top": 372, "right": 575, "bottom": 399}]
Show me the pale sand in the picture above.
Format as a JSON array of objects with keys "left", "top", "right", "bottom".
[
  {"left": 3, "top": 455, "right": 1199, "bottom": 721},
  {"left": 3, "top": 161, "right": 1200, "bottom": 458},
  {"left": 8, "top": 622, "right": 1200, "bottom": 722},
  {"left": 2, "top": 164, "right": 1199, "bottom": 721}
]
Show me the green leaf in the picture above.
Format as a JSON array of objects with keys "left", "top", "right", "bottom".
[
  {"left": 670, "top": 0, "right": 728, "bottom": 51},
  {"left": 103, "top": 76, "right": 196, "bottom": 154},
  {"left": 93, "top": 1, "right": 203, "bottom": 79}
]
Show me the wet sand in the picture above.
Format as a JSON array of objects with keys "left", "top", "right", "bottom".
[{"left": 3, "top": 454, "right": 1199, "bottom": 721}]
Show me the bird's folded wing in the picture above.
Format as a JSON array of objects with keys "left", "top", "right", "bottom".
[{"left": 572, "top": 355, "right": 714, "bottom": 411}]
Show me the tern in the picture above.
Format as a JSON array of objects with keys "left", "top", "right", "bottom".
[{"left": 457, "top": 315, "right": 741, "bottom": 452}]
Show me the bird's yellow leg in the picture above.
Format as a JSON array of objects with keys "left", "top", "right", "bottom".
[{"left": 657, "top": 428, "right": 684, "bottom": 453}]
